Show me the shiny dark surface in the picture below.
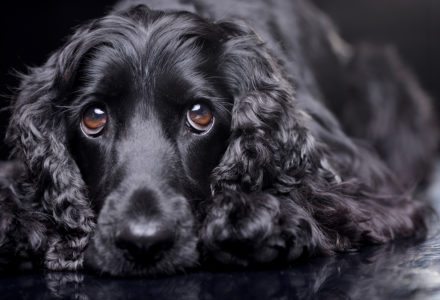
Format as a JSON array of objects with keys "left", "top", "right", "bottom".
[
  {"left": 1, "top": 235, "right": 440, "bottom": 300},
  {"left": 2, "top": 166, "right": 440, "bottom": 300},
  {"left": 2, "top": 162, "right": 440, "bottom": 300}
]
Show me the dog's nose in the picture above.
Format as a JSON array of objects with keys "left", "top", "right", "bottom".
[{"left": 115, "top": 221, "right": 175, "bottom": 262}]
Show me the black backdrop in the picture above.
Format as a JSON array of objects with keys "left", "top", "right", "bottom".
[{"left": 0, "top": 0, "right": 439, "bottom": 160}]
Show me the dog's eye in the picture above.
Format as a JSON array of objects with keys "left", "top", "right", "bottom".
[
  {"left": 81, "top": 106, "right": 107, "bottom": 137},
  {"left": 187, "top": 103, "right": 214, "bottom": 133}
]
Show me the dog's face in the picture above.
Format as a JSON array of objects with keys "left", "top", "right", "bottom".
[
  {"left": 9, "top": 4, "right": 306, "bottom": 276},
  {"left": 61, "top": 9, "right": 234, "bottom": 275}
]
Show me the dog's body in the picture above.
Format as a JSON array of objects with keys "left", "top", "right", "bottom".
[{"left": 0, "top": 0, "right": 437, "bottom": 276}]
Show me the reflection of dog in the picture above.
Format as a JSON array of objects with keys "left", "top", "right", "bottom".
[
  {"left": 3, "top": 239, "right": 434, "bottom": 299},
  {"left": 0, "top": 0, "right": 437, "bottom": 276}
]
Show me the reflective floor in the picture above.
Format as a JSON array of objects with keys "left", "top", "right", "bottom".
[
  {"left": 2, "top": 236, "right": 440, "bottom": 300},
  {"left": 2, "top": 166, "right": 440, "bottom": 300}
]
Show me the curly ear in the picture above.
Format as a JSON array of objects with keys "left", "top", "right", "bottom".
[
  {"left": 204, "top": 21, "right": 428, "bottom": 265},
  {"left": 0, "top": 161, "right": 47, "bottom": 272},
  {"left": 202, "top": 21, "right": 334, "bottom": 264},
  {"left": 211, "top": 21, "right": 323, "bottom": 194},
  {"left": 6, "top": 25, "right": 97, "bottom": 270}
]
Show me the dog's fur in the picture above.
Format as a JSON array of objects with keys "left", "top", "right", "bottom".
[{"left": 0, "top": 0, "right": 437, "bottom": 276}]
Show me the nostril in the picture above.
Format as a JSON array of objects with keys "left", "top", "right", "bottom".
[{"left": 115, "top": 221, "right": 175, "bottom": 263}]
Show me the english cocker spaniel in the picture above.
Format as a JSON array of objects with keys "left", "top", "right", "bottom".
[{"left": 0, "top": 0, "right": 438, "bottom": 276}]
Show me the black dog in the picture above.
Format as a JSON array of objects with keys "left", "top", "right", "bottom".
[{"left": 0, "top": 0, "right": 437, "bottom": 276}]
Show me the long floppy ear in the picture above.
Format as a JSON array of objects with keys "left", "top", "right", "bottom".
[
  {"left": 203, "top": 21, "right": 428, "bottom": 265},
  {"left": 202, "top": 21, "right": 334, "bottom": 265},
  {"left": 6, "top": 25, "right": 98, "bottom": 270},
  {"left": 211, "top": 20, "right": 319, "bottom": 194}
]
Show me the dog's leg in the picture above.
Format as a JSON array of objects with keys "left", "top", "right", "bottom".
[
  {"left": 201, "top": 189, "right": 331, "bottom": 267},
  {"left": 201, "top": 177, "right": 429, "bottom": 267}
]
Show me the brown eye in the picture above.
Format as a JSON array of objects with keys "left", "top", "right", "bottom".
[
  {"left": 81, "top": 106, "right": 107, "bottom": 137},
  {"left": 187, "top": 103, "right": 214, "bottom": 133}
]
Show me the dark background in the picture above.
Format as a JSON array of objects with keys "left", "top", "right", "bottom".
[{"left": 1, "top": 0, "right": 439, "bottom": 160}]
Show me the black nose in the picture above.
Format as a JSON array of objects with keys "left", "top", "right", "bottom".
[{"left": 115, "top": 221, "right": 175, "bottom": 263}]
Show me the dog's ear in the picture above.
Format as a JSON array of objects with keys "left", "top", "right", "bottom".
[
  {"left": 211, "top": 20, "right": 322, "bottom": 196},
  {"left": 202, "top": 21, "right": 335, "bottom": 263},
  {"left": 6, "top": 24, "right": 97, "bottom": 270},
  {"left": 204, "top": 21, "right": 427, "bottom": 264}
]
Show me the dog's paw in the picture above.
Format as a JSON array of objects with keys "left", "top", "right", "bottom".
[{"left": 201, "top": 190, "right": 315, "bottom": 267}]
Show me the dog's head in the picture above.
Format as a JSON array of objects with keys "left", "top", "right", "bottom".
[{"left": 7, "top": 5, "right": 311, "bottom": 276}]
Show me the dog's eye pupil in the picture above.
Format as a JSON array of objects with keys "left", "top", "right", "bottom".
[
  {"left": 81, "top": 106, "right": 107, "bottom": 136},
  {"left": 187, "top": 104, "right": 213, "bottom": 132}
]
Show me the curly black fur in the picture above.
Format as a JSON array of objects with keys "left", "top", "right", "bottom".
[{"left": 0, "top": 0, "right": 437, "bottom": 276}]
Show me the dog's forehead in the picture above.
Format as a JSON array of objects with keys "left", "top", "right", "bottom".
[
  {"left": 83, "top": 11, "right": 219, "bottom": 75},
  {"left": 78, "top": 11, "right": 223, "bottom": 107}
]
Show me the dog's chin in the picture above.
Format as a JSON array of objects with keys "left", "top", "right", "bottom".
[{"left": 83, "top": 234, "right": 199, "bottom": 277}]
